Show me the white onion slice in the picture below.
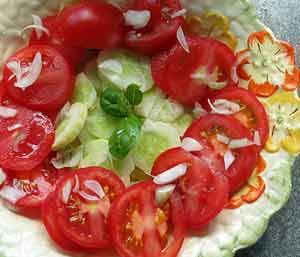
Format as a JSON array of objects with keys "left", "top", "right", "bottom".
[
  {"left": 153, "top": 163, "right": 188, "bottom": 185},
  {"left": 98, "top": 59, "right": 123, "bottom": 74},
  {"left": 176, "top": 26, "right": 190, "bottom": 53},
  {"left": 170, "top": 9, "right": 187, "bottom": 18},
  {"left": 7, "top": 123, "right": 22, "bottom": 131},
  {"left": 228, "top": 138, "right": 254, "bottom": 149},
  {"left": 7, "top": 61, "right": 22, "bottom": 81},
  {"left": 0, "top": 106, "right": 17, "bottom": 118},
  {"left": 181, "top": 137, "right": 203, "bottom": 152},
  {"left": 22, "top": 15, "right": 50, "bottom": 39},
  {"left": 78, "top": 191, "right": 100, "bottom": 201},
  {"left": 208, "top": 99, "right": 240, "bottom": 115},
  {"left": 224, "top": 150, "right": 235, "bottom": 170},
  {"left": 84, "top": 180, "right": 105, "bottom": 199},
  {"left": 0, "top": 186, "right": 25, "bottom": 204},
  {"left": 216, "top": 134, "right": 230, "bottom": 145},
  {"left": 253, "top": 130, "right": 261, "bottom": 146},
  {"left": 124, "top": 10, "right": 151, "bottom": 29},
  {"left": 193, "top": 102, "right": 208, "bottom": 118},
  {"left": 0, "top": 168, "right": 7, "bottom": 185},
  {"left": 15, "top": 52, "right": 43, "bottom": 90},
  {"left": 62, "top": 180, "right": 72, "bottom": 204},
  {"left": 156, "top": 184, "right": 176, "bottom": 205},
  {"left": 73, "top": 174, "right": 80, "bottom": 193}
]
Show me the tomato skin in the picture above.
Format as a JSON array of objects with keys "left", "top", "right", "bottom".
[
  {"left": 204, "top": 87, "right": 269, "bottom": 147},
  {"left": 151, "top": 37, "right": 237, "bottom": 107},
  {"left": 0, "top": 102, "right": 54, "bottom": 171},
  {"left": 54, "top": 167, "right": 125, "bottom": 249},
  {"left": 3, "top": 45, "right": 75, "bottom": 112},
  {"left": 152, "top": 148, "right": 229, "bottom": 228},
  {"left": 29, "top": 15, "right": 86, "bottom": 69},
  {"left": 58, "top": 2, "right": 124, "bottom": 49},
  {"left": 125, "top": 0, "right": 183, "bottom": 55},
  {"left": 184, "top": 114, "right": 259, "bottom": 193},
  {"left": 108, "top": 181, "right": 186, "bottom": 257}
]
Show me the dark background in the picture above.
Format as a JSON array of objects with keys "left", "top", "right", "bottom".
[{"left": 236, "top": 1, "right": 300, "bottom": 256}]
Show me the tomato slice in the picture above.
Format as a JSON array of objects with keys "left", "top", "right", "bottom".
[
  {"left": 108, "top": 181, "right": 186, "bottom": 257},
  {"left": 152, "top": 148, "right": 229, "bottom": 228},
  {"left": 204, "top": 87, "right": 269, "bottom": 146},
  {"left": 3, "top": 45, "right": 75, "bottom": 112},
  {"left": 184, "top": 114, "right": 259, "bottom": 193},
  {"left": 0, "top": 101, "right": 54, "bottom": 171},
  {"left": 151, "top": 37, "right": 236, "bottom": 107},
  {"left": 0, "top": 161, "right": 61, "bottom": 216},
  {"left": 58, "top": 2, "right": 124, "bottom": 50},
  {"left": 29, "top": 15, "right": 86, "bottom": 69},
  {"left": 42, "top": 192, "right": 83, "bottom": 252},
  {"left": 125, "top": 0, "right": 184, "bottom": 55},
  {"left": 54, "top": 167, "right": 125, "bottom": 249}
]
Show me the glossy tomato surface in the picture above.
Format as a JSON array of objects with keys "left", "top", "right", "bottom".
[
  {"left": 58, "top": 2, "right": 124, "bottom": 49},
  {"left": 204, "top": 87, "right": 269, "bottom": 146},
  {"left": 0, "top": 101, "right": 54, "bottom": 171},
  {"left": 125, "top": 0, "right": 183, "bottom": 55},
  {"left": 151, "top": 37, "right": 236, "bottom": 106},
  {"left": 3, "top": 45, "right": 75, "bottom": 112},
  {"left": 54, "top": 167, "right": 125, "bottom": 249},
  {"left": 152, "top": 147, "right": 229, "bottom": 228},
  {"left": 184, "top": 114, "right": 259, "bottom": 193},
  {"left": 108, "top": 181, "right": 186, "bottom": 257}
]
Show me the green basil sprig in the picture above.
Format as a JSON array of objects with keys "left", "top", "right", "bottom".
[{"left": 125, "top": 84, "right": 143, "bottom": 106}]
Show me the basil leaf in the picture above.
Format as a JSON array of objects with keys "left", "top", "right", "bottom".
[
  {"left": 109, "top": 115, "right": 142, "bottom": 159},
  {"left": 125, "top": 84, "right": 143, "bottom": 106},
  {"left": 100, "top": 87, "right": 130, "bottom": 117}
]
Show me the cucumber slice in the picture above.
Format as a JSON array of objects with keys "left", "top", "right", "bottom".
[
  {"left": 97, "top": 49, "right": 153, "bottom": 92},
  {"left": 51, "top": 144, "right": 83, "bottom": 169},
  {"left": 52, "top": 103, "right": 88, "bottom": 151},
  {"left": 135, "top": 88, "right": 184, "bottom": 122},
  {"left": 173, "top": 113, "right": 194, "bottom": 135},
  {"left": 84, "top": 59, "right": 104, "bottom": 93},
  {"left": 79, "top": 139, "right": 110, "bottom": 168},
  {"left": 72, "top": 73, "right": 97, "bottom": 110},
  {"left": 110, "top": 155, "right": 136, "bottom": 185},
  {"left": 78, "top": 124, "right": 98, "bottom": 144},
  {"left": 132, "top": 119, "right": 181, "bottom": 173},
  {"left": 85, "top": 103, "right": 120, "bottom": 140}
]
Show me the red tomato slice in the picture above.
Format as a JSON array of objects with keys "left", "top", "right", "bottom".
[
  {"left": 54, "top": 167, "right": 125, "bottom": 249},
  {"left": 29, "top": 15, "right": 86, "bottom": 69},
  {"left": 152, "top": 148, "right": 229, "bottom": 228},
  {"left": 0, "top": 101, "right": 54, "bottom": 171},
  {"left": 151, "top": 37, "right": 237, "bottom": 107},
  {"left": 3, "top": 45, "right": 75, "bottom": 112},
  {"left": 42, "top": 192, "right": 83, "bottom": 252},
  {"left": 0, "top": 161, "right": 61, "bottom": 216},
  {"left": 108, "top": 181, "right": 186, "bottom": 257},
  {"left": 203, "top": 87, "right": 269, "bottom": 147},
  {"left": 184, "top": 114, "right": 259, "bottom": 193},
  {"left": 125, "top": 0, "right": 184, "bottom": 55},
  {"left": 58, "top": 2, "right": 124, "bottom": 49}
]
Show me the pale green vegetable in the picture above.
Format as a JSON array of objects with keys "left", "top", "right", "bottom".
[
  {"left": 78, "top": 125, "right": 98, "bottom": 144},
  {"left": 79, "top": 139, "right": 110, "bottom": 168},
  {"left": 52, "top": 103, "right": 88, "bottom": 150},
  {"left": 51, "top": 144, "right": 83, "bottom": 169},
  {"left": 72, "top": 73, "right": 97, "bottom": 110},
  {"left": 84, "top": 59, "right": 104, "bottom": 93},
  {"left": 173, "top": 113, "right": 194, "bottom": 135},
  {"left": 97, "top": 49, "right": 153, "bottom": 92},
  {"left": 85, "top": 103, "right": 120, "bottom": 140},
  {"left": 132, "top": 119, "right": 181, "bottom": 173},
  {"left": 135, "top": 88, "right": 184, "bottom": 122}
]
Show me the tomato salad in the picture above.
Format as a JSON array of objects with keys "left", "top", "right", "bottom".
[{"left": 0, "top": 1, "right": 273, "bottom": 257}]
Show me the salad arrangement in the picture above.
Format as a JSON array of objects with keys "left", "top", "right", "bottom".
[{"left": 0, "top": 0, "right": 299, "bottom": 257}]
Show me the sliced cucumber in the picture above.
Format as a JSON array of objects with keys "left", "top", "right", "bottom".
[
  {"left": 78, "top": 124, "right": 98, "bottom": 144},
  {"left": 84, "top": 59, "right": 104, "bottom": 94},
  {"left": 85, "top": 103, "right": 120, "bottom": 140},
  {"left": 72, "top": 73, "right": 97, "bottom": 110},
  {"left": 110, "top": 155, "right": 136, "bottom": 185},
  {"left": 135, "top": 88, "right": 184, "bottom": 122},
  {"left": 79, "top": 139, "right": 110, "bottom": 168},
  {"left": 52, "top": 103, "right": 88, "bottom": 151},
  {"left": 173, "top": 113, "right": 194, "bottom": 135},
  {"left": 97, "top": 49, "right": 153, "bottom": 92},
  {"left": 51, "top": 144, "right": 83, "bottom": 169},
  {"left": 132, "top": 119, "right": 181, "bottom": 173}
]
